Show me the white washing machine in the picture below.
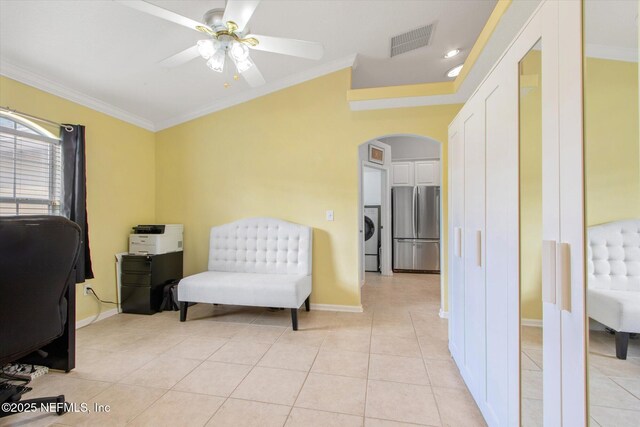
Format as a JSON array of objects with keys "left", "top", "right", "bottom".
[{"left": 364, "top": 205, "right": 381, "bottom": 272}]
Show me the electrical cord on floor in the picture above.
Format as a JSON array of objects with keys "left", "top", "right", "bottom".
[
  {"left": 87, "top": 287, "right": 118, "bottom": 305},
  {"left": 0, "top": 365, "right": 32, "bottom": 399}
]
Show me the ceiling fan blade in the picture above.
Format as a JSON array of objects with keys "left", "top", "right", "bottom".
[
  {"left": 241, "top": 62, "right": 266, "bottom": 88},
  {"left": 247, "top": 34, "right": 324, "bottom": 60},
  {"left": 222, "top": 0, "right": 261, "bottom": 31},
  {"left": 159, "top": 45, "right": 200, "bottom": 68},
  {"left": 115, "top": 0, "right": 211, "bottom": 33}
]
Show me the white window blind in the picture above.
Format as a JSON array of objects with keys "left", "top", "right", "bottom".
[{"left": 0, "top": 116, "right": 63, "bottom": 216}]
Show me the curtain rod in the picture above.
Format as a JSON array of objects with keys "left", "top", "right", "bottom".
[{"left": 0, "top": 106, "right": 74, "bottom": 132}]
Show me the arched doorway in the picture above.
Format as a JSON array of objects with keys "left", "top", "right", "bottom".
[{"left": 358, "top": 134, "right": 444, "bottom": 312}]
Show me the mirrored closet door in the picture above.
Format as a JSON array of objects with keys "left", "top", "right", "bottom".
[
  {"left": 584, "top": 1, "right": 640, "bottom": 425},
  {"left": 517, "top": 2, "right": 586, "bottom": 425},
  {"left": 519, "top": 39, "right": 544, "bottom": 427}
]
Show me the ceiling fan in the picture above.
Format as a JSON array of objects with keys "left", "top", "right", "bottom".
[{"left": 116, "top": 0, "right": 324, "bottom": 88}]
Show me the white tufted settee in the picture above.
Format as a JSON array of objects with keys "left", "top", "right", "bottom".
[
  {"left": 178, "top": 218, "right": 312, "bottom": 330},
  {"left": 587, "top": 219, "right": 640, "bottom": 359}
]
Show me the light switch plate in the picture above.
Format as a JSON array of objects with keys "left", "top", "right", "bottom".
[{"left": 326, "top": 210, "right": 334, "bottom": 221}]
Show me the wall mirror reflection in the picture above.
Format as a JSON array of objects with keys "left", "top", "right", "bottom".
[
  {"left": 519, "top": 38, "right": 543, "bottom": 427},
  {"left": 584, "top": 1, "right": 640, "bottom": 425}
]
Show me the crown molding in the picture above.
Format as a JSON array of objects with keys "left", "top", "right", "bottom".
[
  {"left": 155, "top": 54, "right": 357, "bottom": 131},
  {"left": 349, "top": 91, "right": 467, "bottom": 111},
  {"left": 0, "top": 60, "right": 156, "bottom": 131},
  {"left": 585, "top": 44, "right": 638, "bottom": 63},
  {"left": 1, "top": 55, "right": 358, "bottom": 132}
]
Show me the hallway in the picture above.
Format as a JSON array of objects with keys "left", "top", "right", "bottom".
[{"left": 361, "top": 272, "right": 485, "bottom": 426}]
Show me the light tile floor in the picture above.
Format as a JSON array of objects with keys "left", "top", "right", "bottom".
[
  {"left": 521, "top": 326, "right": 640, "bottom": 427},
  {"left": 1, "top": 273, "right": 485, "bottom": 427}
]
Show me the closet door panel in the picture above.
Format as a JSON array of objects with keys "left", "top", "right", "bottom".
[
  {"left": 484, "top": 64, "right": 518, "bottom": 427},
  {"left": 463, "top": 106, "right": 486, "bottom": 396},
  {"left": 558, "top": 0, "right": 586, "bottom": 423},
  {"left": 448, "top": 123, "right": 465, "bottom": 362},
  {"left": 540, "top": 2, "right": 563, "bottom": 425}
]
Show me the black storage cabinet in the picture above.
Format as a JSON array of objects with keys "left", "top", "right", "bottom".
[{"left": 121, "top": 251, "right": 183, "bottom": 314}]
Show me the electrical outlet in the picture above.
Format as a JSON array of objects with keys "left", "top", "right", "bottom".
[{"left": 83, "top": 284, "right": 92, "bottom": 296}]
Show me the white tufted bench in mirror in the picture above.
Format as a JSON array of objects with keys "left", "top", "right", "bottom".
[
  {"left": 587, "top": 219, "right": 640, "bottom": 359},
  {"left": 177, "top": 217, "right": 312, "bottom": 330}
]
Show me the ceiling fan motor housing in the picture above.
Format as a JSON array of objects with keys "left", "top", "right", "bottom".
[{"left": 203, "top": 8, "right": 227, "bottom": 31}]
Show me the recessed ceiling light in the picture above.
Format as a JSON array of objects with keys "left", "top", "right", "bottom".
[
  {"left": 447, "top": 64, "right": 463, "bottom": 78},
  {"left": 444, "top": 49, "right": 461, "bottom": 59}
]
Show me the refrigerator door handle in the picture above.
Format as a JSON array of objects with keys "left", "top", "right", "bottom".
[
  {"left": 435, "top": 188, "right": 440, "bottom": 229},
  {"left": 412, "top": 186, "right": 417, "bottom": 238},
  {"left": 415, "top": 186, "right": 420, "bottom": 236}
]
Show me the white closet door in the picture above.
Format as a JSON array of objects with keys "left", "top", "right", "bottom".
[
  {"left": 539, "top": 2, "right": 563, "bottom": 425},
  {"left": 462, "top": 103, "right": 486, "bottom": 399},
  {"left": 448, "top": 122, "right": 465, "bottom": 362},
  {"left": 558, "top": 0, "right": 586, "bottom": 423},
  {"left": 484, "top": 63, "right": 518, "bottom": 426}
]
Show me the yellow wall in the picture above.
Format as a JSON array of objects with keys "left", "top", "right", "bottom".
[
  {"left": 0, "top": 76, "right": 157, "bottom": 322},
  {"left": 1, "top": 68, "right": 460, "bottom": 317},
  {"left": 519, "top": 50, "right": 542, "bottom": 321},
  {"left": 155, "top": 68, "right": 460, "bottom": 307},
  {"left": 584, "top": 58, "right": 640, "bottom": 226}
]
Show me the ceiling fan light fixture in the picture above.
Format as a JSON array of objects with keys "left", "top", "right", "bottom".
[
  {"left": 197, "top": 39, "right": 217, "bottom": 59},
  {"left": 229, "top": 41, "right": 250, "bottom": 61},
  {"left": 206, "top": 49, "right": 226, "bottom": 72},
  {"left": 447, "top": 64, "right": 463, "bottom": 78}
]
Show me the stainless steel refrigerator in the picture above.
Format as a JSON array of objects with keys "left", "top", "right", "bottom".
[{"left": 392, "top": 186, "right": 440, "bottom": 272}]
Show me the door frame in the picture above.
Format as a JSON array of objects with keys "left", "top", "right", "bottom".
[
  {"left": 358, "top": 149, "right": 392, "bottom": 285},
  {"left": 357, "top": 136, "right": 445, "bottom": 307}
]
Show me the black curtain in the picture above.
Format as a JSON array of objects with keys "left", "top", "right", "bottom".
[{"left": 61, "top": 124, "right": 94, "bottom": 282}]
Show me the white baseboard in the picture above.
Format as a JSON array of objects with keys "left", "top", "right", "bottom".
[
  {"left": 310, "top": 303, "right": 364, "bottom": 313},
  {"left": 521, "top": 318, "right": 543, "bottom": 328},
  {"left": 439, "top": 309, "right": 449, "bottom": 319},
  {"left": 76, "top": 308, "right": 119, "bottom": 329}
]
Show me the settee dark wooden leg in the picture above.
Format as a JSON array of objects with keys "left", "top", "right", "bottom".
[
  {"left": 305, "top": 296, "right": 310, "bottom": 312},
  {"left": 616, "top": 331, "right": 629, "bottom": 360},
  {"left": 179, "top": 302, "right": 188, "bottom": 322},
  {"left": 291, "top": 308, "right": 298, "bottom": 331}
]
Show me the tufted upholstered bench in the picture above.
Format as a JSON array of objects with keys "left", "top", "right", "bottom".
[
  {"left": 587, "top": 219, "right": 640, "bottom": 359},
  {"left": 177, "top": 217, "right": 312, "bottom": 330}
]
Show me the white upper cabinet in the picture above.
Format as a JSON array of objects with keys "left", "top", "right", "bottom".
[
  {"left": 391, "top": 160, "right": 440, "bottom": 186},
  {"left": 415, "top": 161, "right": 440, "bottom": 186},
  {"left": 391, "top": 162, "right": 414, "bottom": 186}
]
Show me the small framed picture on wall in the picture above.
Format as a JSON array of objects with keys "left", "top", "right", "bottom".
[{"left": 369, "top": 145, "right": 385, "bottom": 165}]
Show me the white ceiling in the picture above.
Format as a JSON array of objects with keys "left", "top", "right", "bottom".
[
  {"left": 0, "top": 0, "right": 497, "bottom": 130},
  {"left": 585, "top": 0, "right": 638, "bottom": 49},
  {"left": 584, "top": 0, "right": 638, "bottom": 61}
]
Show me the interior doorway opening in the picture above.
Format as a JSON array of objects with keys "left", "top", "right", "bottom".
[{"left": 358, "top": 134, "right": 444, "bottom": 311}]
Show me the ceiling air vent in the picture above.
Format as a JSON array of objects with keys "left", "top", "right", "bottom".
[{"left": 390, "top": 23, "right": 434, "bottom": 57}]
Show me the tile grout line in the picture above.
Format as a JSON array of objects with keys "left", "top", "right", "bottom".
[
  {"left": 410, "top": 310, "right": 445, "bottom": 426},
  {"left": 608, "top": 378, "right": 640, "bottom": 402},
  {"left": 198, "top": 326, "right": 278, "bottom": 426},
  {"left": 198, "top": 318, "right": 292, "bottom": 424},
  {"left": 121, "top": 335, "right": 219, "bottom": 426},
  {"left": 199, "top": 311, "right": 335, "bottom": 426},
  {"left": 287, "top": 314, "right": 336, "bottom": 425},
  {"left": 363, "top": 313, "right": 375, "bottom": 422}
]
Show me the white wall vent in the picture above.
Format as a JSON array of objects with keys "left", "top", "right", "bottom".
[{"left": 390, "top": 24, "right": 434, "bottom": 57}]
